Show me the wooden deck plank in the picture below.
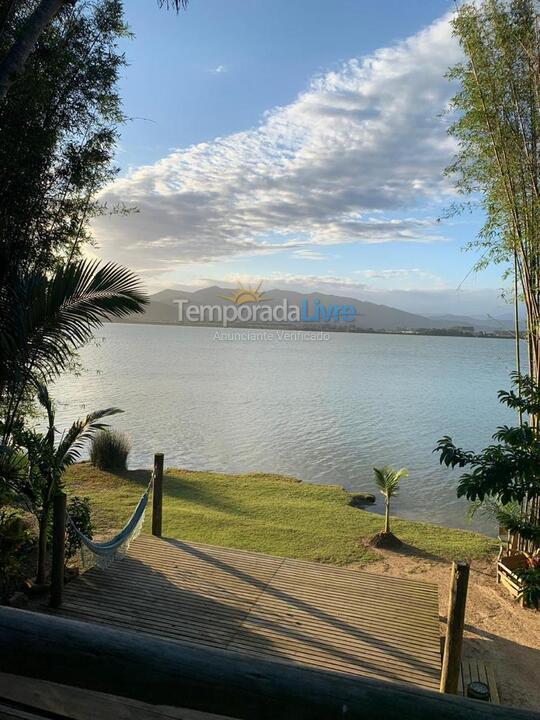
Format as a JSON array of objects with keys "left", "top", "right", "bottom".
[
  {"left": 47, "top": 534, "right": 441, "bottom": 691},
  {"left": 485, "top": 663, "right": 500, "bottom": 705},
  {"left": 458, "top": 658, "right": 500, "bottom": 705}
]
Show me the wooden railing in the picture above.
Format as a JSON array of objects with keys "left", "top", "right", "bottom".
[{"left": 1, "top": 608, "right": 538, "bottom": 720}]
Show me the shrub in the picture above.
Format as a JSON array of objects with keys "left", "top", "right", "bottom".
[
  {"left": 515, "top": 566, "right": 540, "bottom": 610},
  {"left": 65, "top": 496, "right": 93, "bottom": 563},
  {"left": 0, "top": 497, "right": 30, "bottom": 602},
  {"left": 90, "top": 430, "right": 131, "bottom": 471}
]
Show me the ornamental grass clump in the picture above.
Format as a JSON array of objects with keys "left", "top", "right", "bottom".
[{"left": 90, "top": 430, "right": 131, "bottom": 472}]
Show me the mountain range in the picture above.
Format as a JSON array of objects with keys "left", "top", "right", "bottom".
[{"left": 113, "top": 286, "right": 516, "bottom": 333}]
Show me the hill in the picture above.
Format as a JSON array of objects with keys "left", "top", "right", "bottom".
[{"left": 113, "top": 285, "right": 481, "bottom": 332}]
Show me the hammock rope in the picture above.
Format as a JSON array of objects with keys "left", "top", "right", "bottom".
[{"left": 67, "top": 472, "right": 154, "bottom": 571}]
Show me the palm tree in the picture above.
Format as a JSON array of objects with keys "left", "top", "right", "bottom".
[
  {"left": 11, "top": 384, "right": 123, "bottom": 584},
  {"left": 0, "top": 258, "right": 147, "bottom": 576},
  {"left": 373, "top": 465, "right": 408, "bottom": 540},
  {"left": 0, "top": 258, "right": 148, "bottom": 445}
]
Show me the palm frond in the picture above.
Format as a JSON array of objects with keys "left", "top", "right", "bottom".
[
  {"left": 56, "top": 407, "right": 124, "bottom": 468},
  {"left": 35, "top": 381, "right": 55, "bottom": 444},
  {"left": 6, "top": 259, "right": 148, "bottom": 385},
  {"left": 373, "top": 466, "right": 408, "bottom": 498},
  {"left": 0, "top": 444, "right": 29, "bottom": 493}
]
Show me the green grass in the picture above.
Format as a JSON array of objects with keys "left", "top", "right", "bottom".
[{"left": 64, "top": 463, "right": 497, "bottom": 567}]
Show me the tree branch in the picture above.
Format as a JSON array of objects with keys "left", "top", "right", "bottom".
[{"left": 0, "top": 0, "right": 70, "bottom": 102}]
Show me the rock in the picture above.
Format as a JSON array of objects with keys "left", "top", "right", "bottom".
[
  {"left": 8, "top": 591, "right": 29, "bottom": 608},
  {"left": 368, "top": 531, "right": 403, "bottom": 549},
  {"left": 349, "top": 493, "right": 376, "bottom": 508}
]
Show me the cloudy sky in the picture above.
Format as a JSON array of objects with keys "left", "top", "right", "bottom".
[{"left": 92, "top": 0, "right": 510, "bottom": 317}]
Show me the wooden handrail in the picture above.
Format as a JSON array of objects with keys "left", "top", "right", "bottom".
[{"left": 0, "top": 608, "right": 538, "bottom": 720}]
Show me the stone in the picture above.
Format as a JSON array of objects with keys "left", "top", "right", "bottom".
[{"left": 348, "top": 493, "right": 376, "bottom": 508}]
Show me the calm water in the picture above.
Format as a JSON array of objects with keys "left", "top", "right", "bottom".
[{"left": 52, "top": 323, "right": 521, "bottom": 534}]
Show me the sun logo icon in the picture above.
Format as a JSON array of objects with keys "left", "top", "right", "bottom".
[{"left": 222, "top": 281, "right": 270, "bottom": 305}]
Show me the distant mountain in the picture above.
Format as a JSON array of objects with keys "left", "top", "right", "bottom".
[
  {"left": 149, "top": 288, "right": 192, "bottom": 304},
  {"left": 113, "top": 286, "right": 491, "bottom": 332},
  {"left": 426, "top": 312, "right": 522, "bottom": 332},
  {"left": 424, "top": 313, "right": 497, "bottom": 331}
]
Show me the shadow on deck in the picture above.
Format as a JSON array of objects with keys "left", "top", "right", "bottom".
[{"left": 46, "top": 534, "right": 441, "bottom": 691}]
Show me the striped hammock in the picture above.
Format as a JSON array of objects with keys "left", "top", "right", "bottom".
[{"left": 67, "top": 476, "right": 153, "bottom": 571}]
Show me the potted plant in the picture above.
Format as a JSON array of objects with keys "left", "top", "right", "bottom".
[{"left": 498, "top": 550, "right": 539, "bottom": 608}]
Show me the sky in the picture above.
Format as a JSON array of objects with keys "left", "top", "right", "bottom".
[{"left": 91, "top": 0, "right": 513, "bottom": 318}]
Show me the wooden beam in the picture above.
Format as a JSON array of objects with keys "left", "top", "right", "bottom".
[
  {"left": 151, "top": 453, "right": 164, "bottom": 538},
  {"left": 1, "top": 608, "right": 537, "bottom": 720},
  {"left": 49, "top": 492, "right": 66, "bottom": 609},
  {"left": 440, "top": 561, "right": 470, "bottom": 694}
]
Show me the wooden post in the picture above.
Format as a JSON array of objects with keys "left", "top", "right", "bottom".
[
  {"left": 49, "top": 491, "right": 66, "bottom": 608},
  {"left": 440, "top": 561, "right": 470, "bottom": 694},
  {"left": 152, "top": 453, "right": 164, "bottom": 537}
]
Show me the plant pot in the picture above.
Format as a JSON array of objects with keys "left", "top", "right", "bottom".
[{"left": 497, "top": 554, "right": 530, "bottom": 607}]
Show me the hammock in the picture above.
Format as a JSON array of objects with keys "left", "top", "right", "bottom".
[{"left": 67, "top": 475, "right": 153, "bottom": 571}]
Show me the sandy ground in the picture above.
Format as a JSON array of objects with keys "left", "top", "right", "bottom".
[{"left": 354, "top": 547, "right": 540, "bottom": 711}]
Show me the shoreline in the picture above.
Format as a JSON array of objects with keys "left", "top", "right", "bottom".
[
  {"left": 109, "top": 319, "right": 520, "bottom": 341},
  {"left": 65, "top": 464, "right": 497, "bottom": 565}
]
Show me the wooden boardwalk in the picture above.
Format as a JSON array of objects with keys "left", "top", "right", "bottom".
[{"left": 48, "top": 534, "right": 441, "bottom": 691}]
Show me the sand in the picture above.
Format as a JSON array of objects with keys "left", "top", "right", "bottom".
[{"left": 356, "top": 547, "right": 540, "bottom": 711}]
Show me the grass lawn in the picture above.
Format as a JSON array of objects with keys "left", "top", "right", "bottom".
[{"left": 64, "top": 463, "right": 497, "bottom": 566}]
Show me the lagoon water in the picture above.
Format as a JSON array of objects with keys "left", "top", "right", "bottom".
[{"left": 52, "top": 323, "right": 521, "bottom": 534}]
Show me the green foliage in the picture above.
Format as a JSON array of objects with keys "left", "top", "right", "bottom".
[
  {"left": 515, "top": 566, "right": 540, "bottom": 609},
  {"left": 7, "top": 384, "right": 122, "bottom": 581},
  {"left": 90, "top": 430, "right": 131, "bottom": 472},
  {"left": 446, "top": 0, "right": 540, "bottom": 268},
  {"left": 436, "top": 372, "right": 540, "bottom": 545},
  {"left": 0, "top": 2, "right": 147, "bottom": 581},
  {"left": 0, "top": 0, "right": 131, "bottom": 281},
  {"left": 65, "top": 496, "right": 93, "bottom": 563},
  {"left": 0, "top": 0, "right": 148, "bottom": 449},
  {"left": 0, "top": 493, "right": 29, "bottom": 601},
  {"left": 0, "top": 259, "right": 147, "bottom": 445}
]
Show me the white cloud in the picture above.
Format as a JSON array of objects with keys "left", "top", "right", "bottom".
[
  {"left": 292, "top": 249, "right": 329, "bottom": 261},
  {"left": 354, "top": 268, "right": 444, "bottom": 285},
  {"left": 272, "top": 270, "right": 448, "bottom": 294},
  {"left": 93, "top": 12, "right": 461, "bottom": 281},
  {"left": 210, "top": 64, "right": 228, "bottom": 74}
]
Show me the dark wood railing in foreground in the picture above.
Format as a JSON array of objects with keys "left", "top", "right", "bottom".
[{"left": 1, "top": 608, "right": 538, "bottom": 720}]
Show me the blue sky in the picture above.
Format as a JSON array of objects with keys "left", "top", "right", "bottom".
[{"left": 91, "top": 0, "right": 511, "bottom": 317}]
